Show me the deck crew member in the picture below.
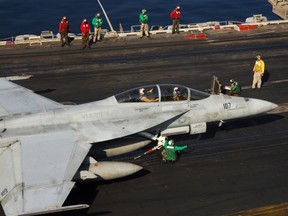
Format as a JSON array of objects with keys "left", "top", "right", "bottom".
[
  {"left": 92, "top": 13, "right": 103, "bottom": 43},
  {"left": 170, "top": 6, "right": 181, "bottom": 34},
  {"left": 229, "top": 79, "right": 241, "bottom": 96},
  {"left": 252, "top": 55, "right": 265, "bottom": 89},
  {"left": 139, "top": 9, "right": 150, "bottom": 39},
  {"left": 80, "top": 19, "right": 91, "bottom": 49},
  {"left": 161, "top": 139, "right": 187, "bottom": 162},
  {"left": 59, "top": 16, "right": 70, "bottom": 47}
]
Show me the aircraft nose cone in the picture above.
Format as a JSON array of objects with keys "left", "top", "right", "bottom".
[{"left": 247, "top": 98, "right": 278, "bottom": 114}]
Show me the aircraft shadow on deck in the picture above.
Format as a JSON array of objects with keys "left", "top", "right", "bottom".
[{"left": 34, "top": 88, "right": 56, "bottom": 94}]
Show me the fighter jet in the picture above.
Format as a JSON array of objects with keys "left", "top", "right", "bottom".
[{"left": 0, "top": 78, "right": 277, "bottom": 216}]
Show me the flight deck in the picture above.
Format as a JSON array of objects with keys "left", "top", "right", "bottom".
[{"left": 0, "top": 21, "right": 288, "bottom": 216}]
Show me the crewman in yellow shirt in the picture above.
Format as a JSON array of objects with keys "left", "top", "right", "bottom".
[{"left": 252, "top": 55, "right": 265, "bottom": 89}]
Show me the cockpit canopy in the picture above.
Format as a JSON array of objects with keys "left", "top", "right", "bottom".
[{"left": 115, "top": 84, "right": 210, "bottom": 103}]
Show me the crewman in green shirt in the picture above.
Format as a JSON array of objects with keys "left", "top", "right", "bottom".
[
  {"left": 161, "top": 138, "right": 187, "bottom": 162},
  {"left": 139, "top": 9, "right": 150, "bottom": 39},
  {"left": 92, "top": 13, "right": 103, "bottom": 43},
  {"left": 230, "top": 79, "right": 241, "bottom": 96}
]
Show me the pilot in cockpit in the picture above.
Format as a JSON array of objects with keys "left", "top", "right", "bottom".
[
  {"left": 173, "top": 87, "right": 180, "bottom": 101},
  {"left": 139, "top": 88, "right": 159, "bottom": 102}
]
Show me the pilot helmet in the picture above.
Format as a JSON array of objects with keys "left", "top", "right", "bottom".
[
  {"left": 168, "top": 140, "right": 174, "bottom": 146},
  {"left": 139, "top": 88, "right": 145, "bottom": 95}
]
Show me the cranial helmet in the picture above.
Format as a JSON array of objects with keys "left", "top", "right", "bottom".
[
  {"left": 139, "top": 88, "right": 145, "bottom": 95},
  {"left": 168, "top": 140, "right": 174, "bottom": 146}
]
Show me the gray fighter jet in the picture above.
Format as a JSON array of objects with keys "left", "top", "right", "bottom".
[{"left": 0, "top": 79, "right": 277, "bottom": 216}]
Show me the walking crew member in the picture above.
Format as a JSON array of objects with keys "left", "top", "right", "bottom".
[
  {"left": 252, "top": 55, "right": 265, "bottom": 89},
  {"left": 80, "top": 19, "right": 91, "bottom": 49},
  {"left": 170, "top": 6, "right": 181, "bottom": 34},
  {"left": 92, "top": 13, "right": 103, "bottom": 43},
  {"left": 139, "top": 9, "right": 150, "bottom": 39},
  {"left": 59, "top": 16, "right": 70, "bottom": 47}
]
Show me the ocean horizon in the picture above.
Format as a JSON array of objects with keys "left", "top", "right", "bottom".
[{"left": 0, "top": 0, "right": 279, "bottom": 40}]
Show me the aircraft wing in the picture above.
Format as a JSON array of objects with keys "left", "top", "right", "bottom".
[
  {"left": 0, "top": 130, "right": 91, "bottom": 216},
  {"left": 0, "top": 78, "right": 63, "bottom": 117},
  {"left": 74, "top": 103, "right": 189, "bottom": 143}
]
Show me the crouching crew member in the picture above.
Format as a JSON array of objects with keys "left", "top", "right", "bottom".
[
  {"left": 161, "top": 139, "right": 187, "bottom": 162},
  {"left": 229, "top": 79, "right": 241, "bottom": 96}
]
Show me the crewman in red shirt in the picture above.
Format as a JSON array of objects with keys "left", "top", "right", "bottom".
[
  {"left": 59, "top": 16, "right": 70, "bottom": 47},
  {"left": 170, "top": 6, "right": 181, "bottom": 34},
  {"left": 80, "top": 19, "right": 91, "bottom": 49}
]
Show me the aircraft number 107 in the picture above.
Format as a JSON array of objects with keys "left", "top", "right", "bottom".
[{"left": 223, "top": 102, "right": 231, "bottom": 109}]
